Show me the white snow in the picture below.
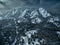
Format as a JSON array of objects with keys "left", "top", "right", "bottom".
[{"left": 39, "top": 8, "right": 51, "bottom": 18}]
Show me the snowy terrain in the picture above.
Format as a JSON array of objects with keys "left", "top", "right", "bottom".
[{"left": 0, "top": 0, "right": 60, "bottom": 45}]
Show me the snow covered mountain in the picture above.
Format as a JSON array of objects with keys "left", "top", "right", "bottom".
[
  {"left": 1, "top": 7, "right": 60, "bottom": 29},
  {"left": 0, "top": 7, "right": 60, "bottom": 45}
]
